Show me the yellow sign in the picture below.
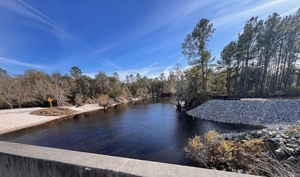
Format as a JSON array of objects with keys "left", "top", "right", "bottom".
[{"left": 48, "top": 97, "right": 53, "bottom": 103}]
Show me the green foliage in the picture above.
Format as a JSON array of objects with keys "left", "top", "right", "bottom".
[
  {"left": 284, "top": 125, "right": 300, "bottom": 137},
  {"left": 182, "top": 18, "right": 215, "bottom": 99},
  {"left": 2, "top": 8, "right": 300, "bottom": 108},
  {"left": 70, "top": 66, "right": 82, "bottom": 79},
  {"left": 0, "top": 64, "right": 180, "bottom": 109}
]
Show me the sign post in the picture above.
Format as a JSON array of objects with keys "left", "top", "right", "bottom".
[{"left": 48, "top": 97, "right": 53, "bottom": 108}]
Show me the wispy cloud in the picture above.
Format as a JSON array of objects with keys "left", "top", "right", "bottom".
[
  {"left": 92, "top": 58, "right": 122, "bottom": 70},
  {"left": 109, "top": 57, "right": 185, "bottom": 80},
  {"left": 0, "top": 56, "right": 44, "bottom": 68},
  {"left": 0, "top": 0, "right": 120, "bottom": 69},
  {"left": 96, "top": 1, "right": 212, "bottom": 54},
  {"left": 162, "top": 57, "right": 184, "bottom": 74},
  {"left": 0, "top": 0, "right": 72, "bottom": 40},
  {"left": 84, "top": 68, "right": 159, "bottom": 80},
  {"left": 281, "top": 7, "right": 299, "bottom": 16},
  {"left": 111, "top": 66, "right": 165, "bottom": 81},
  {"left": 212, "top": 0, "right": 293, "bottom": 29}
]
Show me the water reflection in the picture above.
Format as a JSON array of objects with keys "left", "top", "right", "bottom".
[{"left": 0, "top": 98, "right": 262, "bottom": 166}]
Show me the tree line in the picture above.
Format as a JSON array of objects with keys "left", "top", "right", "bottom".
[
  {"left": 1, "top": 9, "right": 299, "bottom": 109},
  {"left": 178, "top": 9, "right": 300, "bottom": 108},
  {"left": 0, "top": 67, "right": 177, "bottom": 109}
]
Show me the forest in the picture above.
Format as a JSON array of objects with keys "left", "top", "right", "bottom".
[
  {"left": 0, "top": 9, "right": 299, "bottom": 109},
  {"left": 0, "top": 66, "right": 177, "bottom": 109}
]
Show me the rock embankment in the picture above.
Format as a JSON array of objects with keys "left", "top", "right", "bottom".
[
  {"left": 187, "top": 99, "right": 300, "bottom": 125},
  {"left": 224, "top": 125, "right": 300, "bottom": 163}
]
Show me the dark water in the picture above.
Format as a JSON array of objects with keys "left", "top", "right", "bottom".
[{"left": 0, "top": 98, "right": 262, "bottom": 166}]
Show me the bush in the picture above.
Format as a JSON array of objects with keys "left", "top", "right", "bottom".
[
  {"left": 285, "top": 125, "right": 300, "bottom": 137},
  {"left": 185, "top": 130, "right": 300, "bottom": 176},
  {"left": 30, "top": 107, "right": 76, "bottom": 116},
  {"left": 185, "top": 130, "right": 266, "bottom": 172},
  {"left": 98, "top": 94, "right": 109, "bottom": 103},
  {"left": 185, "top": 135, "right": 205, "bottom": 165},
  {"left": 98, "top": 94, "right": 113, "bottom": 107},
  {"left": 185, "top": 130, "right": 220, "bottom": 167}
]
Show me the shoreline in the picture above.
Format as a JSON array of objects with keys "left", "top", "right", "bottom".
[
  {"left": 0, "top": 104, "right": 105, "bottom": 135},
  {"left": 0, "top": 97, "right": 147, "bottom": 135},
  {"left": 0, "top": 96, "right": 157, "bottom": 135}
]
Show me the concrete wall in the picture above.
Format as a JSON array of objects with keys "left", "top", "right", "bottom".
[{"left": 0, "top": 141, "right": 257, "bottom": 177}]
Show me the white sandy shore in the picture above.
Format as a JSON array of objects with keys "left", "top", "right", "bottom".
[{"left": 0, "top": 104, "right": 103, "bottom": 135}]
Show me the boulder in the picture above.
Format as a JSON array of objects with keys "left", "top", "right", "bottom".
[
  {"left": 274, "top": 148, "right": 288, "bottom": 160},
  {"left": 286, "top": 156, "right": 298, "bottom": 162},
  {"left": 286, "top": 143, "right": 298, "bottom": 149}
]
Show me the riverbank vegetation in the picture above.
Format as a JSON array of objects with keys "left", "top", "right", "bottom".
[
  {"left": 0, "top": 66, "right": 177, "bottom": 109},
  {"left": 0, "top": 9, "right": 299, "bottom": 110},
  {"left": 30, "top": 107, "right": 76, "bottom": 116},
  {"left": 186, "top": 128, "right": 300, "bottom": 177},
  {"left": 178, "top": 8, "right": 300, "bottom": 109}
]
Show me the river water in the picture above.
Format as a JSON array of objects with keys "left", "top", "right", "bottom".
[{"left": 0, "top": 98, "right": 262, "bottom": 166}]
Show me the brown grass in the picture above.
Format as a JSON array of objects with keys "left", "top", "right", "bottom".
[
  {"left": 30, "top": 107, "right": 77, "bottom": 116},
  {"left": 184, "top": 130, "right": 300, "bottom": 176}
]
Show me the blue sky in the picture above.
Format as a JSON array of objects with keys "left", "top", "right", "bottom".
[{"left": 0, "top": 0, "right": 299, "bottom": 79}]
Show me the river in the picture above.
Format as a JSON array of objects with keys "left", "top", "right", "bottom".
[{"left": 0, "top": 98, "right": 262, "bottom": 166}]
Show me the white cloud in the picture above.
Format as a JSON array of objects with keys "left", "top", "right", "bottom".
[
  {"left": 95, "top": 1, "right": 212, "bottom": 54},
  {"left": 0, "top": 0, "right": 72, "bottom": 40},
  {"left": 112, "top": 66, "right": 165, "bottom": 81},
  {"left": 92, "top": 59, "right": 122, "bottom": 70},
  {"left": 0, "top": 56, "right": 44, "bottom": 68},
  {"left": 0, "top": 0, "right": 117, "bottom": 68},
  {"left": 162, "top": 57, "right": 184, "bottom": 74},
  {"left": 281, "top": 7, "right": 299, "bottom": 17},
  {"left": 83, "top": 63, "right": 166, "bottom": 80},
  {"left": 212, "top": 0, "right": 297, "bottom": 29}
]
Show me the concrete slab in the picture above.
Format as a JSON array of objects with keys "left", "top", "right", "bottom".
[{"left": 0, "top": 141, "right": 259, "bottom": 177}]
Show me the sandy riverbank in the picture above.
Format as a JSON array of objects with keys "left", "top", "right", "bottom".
[{"left": 0, "top": 104, "right": 104, "bottom": 135}]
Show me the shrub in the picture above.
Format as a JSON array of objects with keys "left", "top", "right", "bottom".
[
  {"left": 185, "top": 130, "right": 220, "bottom": 167},
  {"left": 30, "top": 107, "right": 76, "bottom": 116},
  {"left": 98, "top": 94, "right": 111, "bottom": 107},
  {"left": 185, "top": 130, "right": 300, "bottom": 176},
  {"left": 285, "top": 125, "right": 300, "bottom": 137},
  {"left": 205, "top": 129, "right": 219, "bottom": 143},
  {"left": 185, "top": 135, "right": 205, "bottom": 165},
  {"left": 185, "top": 130, "right": 268, "bottom": 173}
]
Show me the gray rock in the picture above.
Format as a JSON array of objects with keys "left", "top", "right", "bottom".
[
  {"left": 275, "top": 148, "right": 287, "bottom": 160},
  {"left": 286, "top": 143, "right": 298, "bottom": 149},
  {"left": 279, "top": 138, "right": 287, "bottom": 144},
  {"left": 262, "top": 129, "right": 268, "bottom": 134},
  {"left": 268, "top": 138, "right": 280, "bottom": 143},
  {"left": 249, "top": 131, "right": 257, "bottom": 136},
  {"left": 281, "top": 145, "right": 294, "bottom": 154},
  {"left": 294, "top": 148, "right": 300, "bottom": 155},
  {"left": 187, "top": 100, "right": 300, "bottom": 125},
  {"left": 280, "top": 133, "right": 289, "bottom": 139},
  {"left": 289, "top": 137, "right": 298, "bottom": 144},
  {"left": 275, "top": 134, "right": 281, "bottom": 138},
  {"left": 256, "top": 130, "right": 263, "bottom": 137},
  {"left": 237, "top": 169, "right": 244, "bottom": 174},
  {"left": 241, "top": 140, "right": 247, "bottom": 143},
  {"left": 286, "top": 156, "right": 298, "bottom": 162},
  {"left": 245, "top": 136, "right": 251, "bottom": 140}
]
